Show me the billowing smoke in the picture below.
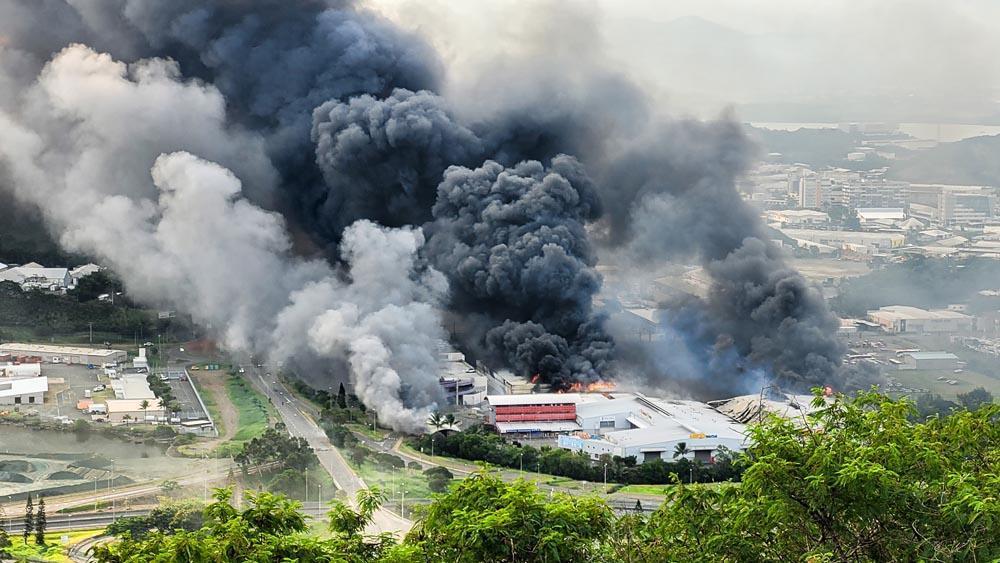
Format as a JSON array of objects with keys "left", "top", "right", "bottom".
[
  {"left": 0, "top": 0, "right": 873, "bottom": 424},
  {"left": 311, "top": 88, "right": 483, "bottom": 235},
  {"left": 596, "top": 120, "right": 851, "bottom": 392},
  {"left": 429, "top": 156, "right": 612, "bottom": 387},
  {"left": 0, "top": 44, "right": 444, "bottom": 430}
]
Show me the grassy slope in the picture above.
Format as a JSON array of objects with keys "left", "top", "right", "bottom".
[
  {"left": 227, "top": 375, "right": 274, "bottom": 442},
  {"left": 4, "top": 529, "right": 103, "bottom": 563}
]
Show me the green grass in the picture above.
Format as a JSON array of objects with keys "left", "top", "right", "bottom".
[
  {"left": 227, "top": 375, "right": 273, "bottom": 442},
  {"left": 194, "top": 376, "right": 223, "bottom": 435},
  {"left": 616, "top": 481, "right": 736, "bottom": 496},
  {"left": 345, "top": 423, "right": 390, "bottom": 441},
  {"left": 57, "top": 501, "right": 111, "bottom": 514},
  {"left": 4, "top": 529, "right": 103, "bottom": 563},
  {"left": 353, "top": 461, "right": 434, "bottom": 501}
]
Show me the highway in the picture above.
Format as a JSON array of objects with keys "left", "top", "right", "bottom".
[
  {"left": 1, "top": 503, "right": 334, "bottom": 534},
  {"left": 242, "top": 364, "right": 413, "bottom": 536}
]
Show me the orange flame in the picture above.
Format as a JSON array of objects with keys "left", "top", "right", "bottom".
[{"left": 565, "top": 380, "right": 616, "bottom": 393}]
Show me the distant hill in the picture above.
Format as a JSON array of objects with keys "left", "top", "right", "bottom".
[
  {"left": 889, "top": 135, "right": 1000, "bottom": 186},
  {"left": 0, "top": 187, "right": 83, "bottom": 266}
]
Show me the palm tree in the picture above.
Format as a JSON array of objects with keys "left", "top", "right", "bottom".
[
  {"left": 443, "top": 413, "right": 457, "bottom": 429},
  {"left": 427, "top": 411, "right": 444, "bottom": 431},
  {"left": 139, "top": 399, "right": 150, "bottom": 423},
  {"left": 122, "top": 414, "right": 133, "bottom": 425},
  {"left": 672, "top": 442, "right": 691, "bottom": 460}
]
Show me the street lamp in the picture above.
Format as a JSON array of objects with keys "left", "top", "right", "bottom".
[
  {"left": 603, "top": 463, "right": 608, "bottom": 493},
  {"left": 203, "top": 455, "right": 209, "bottom": 501},
  {"left": 519, "top": 452, "right": 524, "bottom": 473},
  {"left": 109, "top": 459, "right": 116, "bottom": 522},
  {"left": 400, "top": 489, "right": 408, "bottom": 519},
  {"left": 431, "top": 435, "right": 436, "bottom": 457}
]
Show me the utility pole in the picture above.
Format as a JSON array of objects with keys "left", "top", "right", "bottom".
[
  {"left": 109, "top": 459, "right": 115, "bottom": 523},
  {"left": 604, "top": 463, "right": 608, "bottom": 493},
  {"left": 88, "top": 322, "right": 93, "bottom": 344}
]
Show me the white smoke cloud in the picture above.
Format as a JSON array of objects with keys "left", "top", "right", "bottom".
[{"left": 0, "top": 44, "right": 446, "bottom": 431}]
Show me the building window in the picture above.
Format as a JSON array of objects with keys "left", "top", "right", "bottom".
[
  {"left": 28, "top": 396, "right": 35, "bottom": 404},
  {"left": 14, "top": 397, "right": 21, "bottom": 404},
  {"left": 599, "top": 420, "right": 615, "bottom": 429}
]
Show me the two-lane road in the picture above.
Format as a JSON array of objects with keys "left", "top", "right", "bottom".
[{"left": 242, "top": 365, "right": 412, "bottom": 536}]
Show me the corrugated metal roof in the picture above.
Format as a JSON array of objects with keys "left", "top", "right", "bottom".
[{"left": 905, "top": 351, "right": 959, "bottom": 360}]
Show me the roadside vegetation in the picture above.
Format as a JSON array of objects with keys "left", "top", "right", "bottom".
[{"left": 409, "top": 426, "right": 743, "bottom": 486}]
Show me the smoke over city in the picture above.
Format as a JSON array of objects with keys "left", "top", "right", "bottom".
[{"left": 0, "top": 0, "right": 868, "bottom": 428}]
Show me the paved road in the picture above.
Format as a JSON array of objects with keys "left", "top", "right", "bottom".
[
  {"left": 1, "top": 504, "right": 335, "bottom": 534},
  {"left": 242, "top": 364, "right": 412, "bottom": 536}
]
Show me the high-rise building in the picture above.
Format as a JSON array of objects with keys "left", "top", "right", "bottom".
[{"left": 909, "top": 184, "right": 996, "bottom": 226}]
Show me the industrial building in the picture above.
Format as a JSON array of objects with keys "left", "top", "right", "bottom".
[
  {"left": 483, "top": 368, "right": 552, "bottom": 395},
  {"left": 104, "top": 399, "right": 166, "bottom": 424},
  {"left": 111, "top": 374, "right": 156, "bottom": 400},
  {"left": 559, "top": 395, "right": 748, "bottom": 464},
  {"left": 779, "top": 228, "right": 905, "bottom": 255},
  {"left": 898, "top": 351, "right": 960, "bottom": 371},
  {"left": 909, "top": 184, "right": 996, "bottom": 227},
  {"left": 0, "top": 343, "right": 127, "bottom": 365},
  {"left": 485, "top": 393, "right": 601, "bottom": 434},
  {"left": 0, "top": 264, "right": 73, "bottom": 291},
  {"left": 438, "top": 351, "right": 487, "bottom": 406},
  {"left": 766, "top": 209, "right": 830, "bottom": 227},
  {"left": 0, "top": 376, "right": 48, "bottom": 405},
  {"left": 867, "top": 306, "right": 976, "bottom": 334},
  {"left": 0, "top": 362, "right": 41, "bottom": 378}
]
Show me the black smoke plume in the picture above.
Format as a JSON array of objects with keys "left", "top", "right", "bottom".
[{"left": 428, "top": 156, "right": 613, "bottom": 386}]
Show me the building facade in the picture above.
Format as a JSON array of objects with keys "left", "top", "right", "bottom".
[{"left": 0, "top": 343, "right": 127, "bottom": 365}]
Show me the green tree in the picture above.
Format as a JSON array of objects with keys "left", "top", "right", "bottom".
[
  {"left": 34, "top": 496, "right": 46, "bottom": 546},
  {"left": 22, "top": 495, "right": 33, "bottom": 545},
  {"left": 443, "top": 413, "right": 457, "bottom": 428},
  {"left": 957, "top": 386, "right": 994, "bottom": 411},
  {"left": 622, "top": 391, "right": 1000, "bottom": 562},
  {"left": 672, "top": 442, "right": 691, "bottom": 460},
  {"left": 160, "top": 480, "right": 180, "bottom": 496},
  {"left": 427, "top": 411, "right": 444, "bottom": 431},
  {"left": 408, "top": 471, "right": 613, "bottom": 562},
  {"left": 69, "top": 270, "right": 119, "bottom": 302},
  {"left": 336, "top": 382, "right": 348, "bottom": 409},
  {"left": 423, "top": 466, "right": 454, "bottom": 493},
  {"left": 0, "top": 528, "right": 11, "bottom": 558},
  {"left": 139, "top": 399, "right": 150, "bottom": 422}
]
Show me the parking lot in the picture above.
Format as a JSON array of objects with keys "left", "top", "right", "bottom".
[
  {"left": 166, "top": 376, "right": 209, "bottom": 421},
  {"left": 33, "top": 363, "right": 107, "bottom": 421}
]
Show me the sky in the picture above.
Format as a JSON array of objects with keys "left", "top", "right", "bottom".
[{"left": 366, "top": 0, "right": 1000, "bottom": 123}]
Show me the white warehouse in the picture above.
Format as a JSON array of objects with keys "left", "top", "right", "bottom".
[
  {"left": 558, "top": 394, "right": 748, "bottom": 464},
  {"left": 0, "top": 376, "right": 48, "bottom": 406},
  {"left": 867, "top": 306, "right": 976, "bottom": 334}
]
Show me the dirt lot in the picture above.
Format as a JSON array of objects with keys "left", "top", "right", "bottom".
[{"left": 185, "top": 370, "right": 238, "bottom": 452}]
